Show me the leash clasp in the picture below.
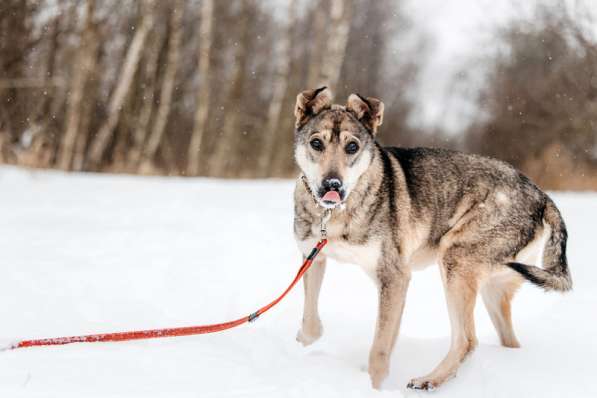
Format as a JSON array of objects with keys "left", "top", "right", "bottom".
[
  {"left": 300, "top": 174, "right": 335, "bottom": 240},
  {"left": 320, "top": 208, "right": 332, "bottom": 239}
]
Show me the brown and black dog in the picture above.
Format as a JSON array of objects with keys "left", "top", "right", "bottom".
[{"left": 292, "top": 87, "right": 572, "bottom": 390}]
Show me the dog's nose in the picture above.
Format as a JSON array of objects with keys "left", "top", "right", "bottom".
[{"left": 322, "top": 177, "right": 343, "bottom": 191}]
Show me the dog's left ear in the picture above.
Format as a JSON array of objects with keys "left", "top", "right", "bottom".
[{"left": 346, "top": 94, "right": 384, "bottom": 134}]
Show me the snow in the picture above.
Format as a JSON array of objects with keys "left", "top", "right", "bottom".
[{"left": 1, "top": 165, "right": 596, "bottom": 397}]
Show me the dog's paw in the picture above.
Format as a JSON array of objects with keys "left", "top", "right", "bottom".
[
  {"left": 406, "top": 377, "right": 443, "bottom": 391},
  {"left": 369, "top": 368, "right": 388, "bottom": 390},
  {"left": 296, "top": 323, "right": 322, "bottom": 346},
  {"left": 407, "top": 377, "right": 440, "bottom": 391},
  {"left": 368, "top": 354, "right": 389, "bottom": 390}
]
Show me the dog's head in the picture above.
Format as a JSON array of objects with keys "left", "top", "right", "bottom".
[{"left": 294, "top": 87, "right": 384, "bottom": 208}]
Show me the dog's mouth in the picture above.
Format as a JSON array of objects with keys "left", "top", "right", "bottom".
[
  {"left": 321, "top": 190, "right": 342, "bottom": 205},
  {"left": 317, "top": 188, "right": 347, "bottom": 208},
  {"left": 301, "top": 175, "right": 346, "bottom": 208}
]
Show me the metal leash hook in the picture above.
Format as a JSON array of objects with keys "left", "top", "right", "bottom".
[
  {"left": 300, "top": 174, "right": 335, "bottom": 241},
  {"left": 320, "top": 208, "right": 332, "bottom": 240}
]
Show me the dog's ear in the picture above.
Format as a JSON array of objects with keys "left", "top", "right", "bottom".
[
  {"left": 294, "top": 87, "right": 333, "bottom": 127},
  {"left": 346, "top": 94, "right": 384, "bottom": 134}
]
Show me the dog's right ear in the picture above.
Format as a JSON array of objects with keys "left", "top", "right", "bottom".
[{"left": 294, "top": 87, "right": 332, "bottom": 127}]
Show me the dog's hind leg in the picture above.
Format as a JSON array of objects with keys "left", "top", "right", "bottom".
[
  {"left": 481, "top": 272, "right": 522, "bottom": 348},
  {"left": 296, "top": 254, "right": 326, "bottom": 346},
  {"left": 408, "top": 250, "right": 479, "bottom": 390}
]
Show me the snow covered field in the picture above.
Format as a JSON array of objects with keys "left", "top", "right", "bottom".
[{"left": 1, "top": 166, "right": 596, "bottom": 398}]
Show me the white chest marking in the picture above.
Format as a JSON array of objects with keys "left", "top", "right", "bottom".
[{"left": 298, "top": 238, "right": 381, "bottom": 280}]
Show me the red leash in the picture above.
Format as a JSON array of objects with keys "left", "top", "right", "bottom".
[{"left": 5, "top": 239, "right": 327, "bottom": 351}]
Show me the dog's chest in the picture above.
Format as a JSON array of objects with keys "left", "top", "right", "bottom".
[
  {"left": 321, "top": 238, "right": 381, "bottom": 280},
  {"left": 299, "top": 238, "right": 381, "bottom": 279},
  {"left": 296, "top": 210, "right": 381, "bottom": 279}
]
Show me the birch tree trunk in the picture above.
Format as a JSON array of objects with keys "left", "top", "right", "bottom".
[
  {"left": 257, "top": 0, "right": 295, "bottom": 177},
  {"left": 139, "top": 0, "right": 183, "bottom": 173},
  {"left": 87, "top": 0, "right": 155, "bottom": 168},
  {"left": 33, "top": 10, "right": 61, "bottom": 124},
  {"left": 209, "top": 0, "right": 251, "bottom": 177},
  {"left": 318, "top": 0, "right": 352, "bottom": 93},
  {"left": 0, "top": 1, "right": 31, "bottom": 141},
  {"left": 57, "top": 0, "right": 97, "bottom": 170},
  {"left": 72, "top": 12, "right": 102, "bottom": 171},
  {"left": 72, "top": 76, "right": 97, "bottom": 171},
  {"left": 48, "top": 1, "right": 79, "bottom": 134},
  {"left": 186, "top": 0, "right": 214, "bottom": 176},
  {"left": 306, "top": 1, "right": 326, "bottom": 89},
  {"left": 127, "top": 29, "right": 162, "bottom": 169}
]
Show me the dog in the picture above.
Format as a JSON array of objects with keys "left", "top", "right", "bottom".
[{"left": 292, "top": 87, "right": 572, "bottom": 390}]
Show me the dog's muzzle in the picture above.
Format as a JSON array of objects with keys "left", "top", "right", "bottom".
[{"left": 319, "top": 177, "right": 345, "bottom": 206}]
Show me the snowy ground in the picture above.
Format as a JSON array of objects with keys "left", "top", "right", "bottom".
[{"left": 0, "top": 166, "right": 596, "bottom": 398}]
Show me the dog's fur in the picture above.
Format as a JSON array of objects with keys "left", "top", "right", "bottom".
[{"left": 292, "top": 87, "right": 572, "bottom": 390}]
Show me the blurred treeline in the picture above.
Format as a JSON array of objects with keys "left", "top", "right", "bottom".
[
  {"left": 0, "top": 0, "right": 596, "bottom": 189},
  {"left": 464, "top": 3, "right": 597, "bottom": 190},
  {"left": 0, "top": 0, "right": 422, "bottom": 177}
]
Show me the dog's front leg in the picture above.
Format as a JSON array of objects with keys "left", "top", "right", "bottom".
[
  {"left": 296, "top": 254, "right": 326, "bottom": 346},
  {"left": 369, "top": 262, "right": 410, "bottom": 389}
]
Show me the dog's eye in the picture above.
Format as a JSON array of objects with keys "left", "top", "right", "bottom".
[
  {"left": 310, "top": 139, "right": 324, "bottom": 151},
  {"left": 345, "top": 141, "right": 359, "bottom": 154}
]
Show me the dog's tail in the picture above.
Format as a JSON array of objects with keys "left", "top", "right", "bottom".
[{"left": 507, "top": 198, "right": 572, "bottom": 292}]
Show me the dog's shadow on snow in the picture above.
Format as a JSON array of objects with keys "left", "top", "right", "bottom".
[
  {"left": 305, "top": 335, "right": 450, "bottom": 392},
  {"left": 385, "top": 337, "right": 448, "bottom": 390},
  {"left": 383, "top": 337, "right": 450, "bottom": 390}
]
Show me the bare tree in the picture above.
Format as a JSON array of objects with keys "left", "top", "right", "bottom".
[
  {"left": 0, "top": 0, "right": 37, "bottom": 140},
  {"left": 208, "top": 0, "right": 252, "bottom": 177},
  {"left": 57, "top": 0, "right": 97, "bottom": 170},
  {"left": 186, "top": 0, "right": 214, "bottom": 176},
  {"left": 306, "top": 1, "right": 326, "bottom": 88},
  {"left": 139, "top": 0, "right": 184, "bottom": 173},
  {"left": 257, "top": 0, "right": 296, "bottom": 177},
  {"left": 87, "top": 0, "right": 155, "bottom": 168},
  {"left": 127, "top": 29, "right": 163, "bottom": 169},
  {"left": 465, "top": 1, "right": 597, "bottom": 189},
  {"left": 33, "top": 6, "right": 62, "bottom": 125},
  {"left": 318, "top": 0, "right": 352, "bottom": 93},
  {"left": 0, "top": 0, "right": 429, "bottom": 181}
]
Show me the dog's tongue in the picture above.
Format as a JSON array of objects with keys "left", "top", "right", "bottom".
[{"left": 322, "top": 191, "right": 341, "bottom": 204}]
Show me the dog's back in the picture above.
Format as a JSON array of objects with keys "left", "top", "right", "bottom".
[{"left": 383, "top": 146, "right": 571, "bottom": 291}]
